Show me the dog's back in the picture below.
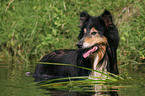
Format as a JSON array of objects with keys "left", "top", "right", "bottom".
[{"left": 33, "top": 49, "right": 92, "bottom": 81}]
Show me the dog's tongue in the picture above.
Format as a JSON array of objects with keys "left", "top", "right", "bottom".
[{"left": 83, "top": 46, "right": 98, "bottom": 58}]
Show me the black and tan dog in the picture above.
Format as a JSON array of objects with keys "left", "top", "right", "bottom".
[{"left": 33, "top": 10, "right": 119, "bottom": 81}]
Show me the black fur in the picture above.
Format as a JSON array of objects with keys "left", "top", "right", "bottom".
[
  {"left": 33, "top": 49, "right": 91, "bottom": 81},
  {"left": 78, "top": 10, "right": 119, "bottom": 74},
  {"left": 33, "top": 10, "right": 119, "bottom": 82}
]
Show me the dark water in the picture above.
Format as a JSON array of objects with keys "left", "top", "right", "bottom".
[{"left": 0, "top": 60, "right": 144, "bottom": 96}]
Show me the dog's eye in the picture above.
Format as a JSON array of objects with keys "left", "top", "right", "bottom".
[{"left": 91, "top": 32, "right": 97, "bottom": 35}]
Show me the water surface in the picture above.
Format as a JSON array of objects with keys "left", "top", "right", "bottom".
[{"left": 0, "top": 60, "right": 144, "bottom": 96}]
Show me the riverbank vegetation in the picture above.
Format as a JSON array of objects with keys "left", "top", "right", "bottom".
[{"left": 0, "top": 0, "right": 144, "bottom": 70}]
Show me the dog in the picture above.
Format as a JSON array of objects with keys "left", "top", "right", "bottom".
[{"left": 33, "top": 10, "right": 119, "bottom": 82}]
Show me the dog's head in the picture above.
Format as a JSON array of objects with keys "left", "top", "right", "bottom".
[
  {"left": 77, "top": 10, "right": 118, "bottom": 49},
  {"left": 77, "top": 10, "right": 113, "bottom": 58},
  {"left": 77, "top": 10, "right": 119, "bottom": 75},
  {"left": 77, "top": 26, "right": 108, "bottom": 58},
  {"left": 77, "top": 27, "right": 107, "bottom": 49}
]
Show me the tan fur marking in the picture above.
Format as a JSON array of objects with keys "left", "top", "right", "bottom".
[
  {"left": 90, "top": 45, "right": 106, "bottom": 64},
  {"left": 90, "top": 27, "right": 98, "bottom": 33},
  {"left": 97, "top": 45, "right": 106, "bottom": 62},
  {"left": 84, "top": 28, "right": 87, "bottom": 34},
  {"left": 84, "top": 36, "right": 107, "bottom": 46}
]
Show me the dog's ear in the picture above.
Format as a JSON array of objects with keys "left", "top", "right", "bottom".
[
  {"left": 80, "top": 11, "right": 90, "bottom": 27},
  {"left": 100, "top": 10, "right": 114, "bottom": 28}
]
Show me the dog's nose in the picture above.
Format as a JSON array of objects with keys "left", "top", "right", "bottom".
[{"left": 77, "top": 42, "right": 83, "bottom": 49}]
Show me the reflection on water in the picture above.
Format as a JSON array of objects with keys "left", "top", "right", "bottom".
[
  {"left": 93, "top": 85, "right": 118, "bottom": 96},
  {"left": 47, "top": 85, "right": 119, "bottom": 96},
  {"left": 0, "top": 60, "right": 144, "bottom": 96},
  {"left": 47, "top": 90, "right": 118, "bottom": 96}
]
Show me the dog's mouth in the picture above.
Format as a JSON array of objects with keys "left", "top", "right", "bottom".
[{"left": 83, "top": 46, "right": 98, "bottom": 58}]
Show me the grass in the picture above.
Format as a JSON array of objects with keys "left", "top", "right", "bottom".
[
  {"left": 0, "top": 0, "right": 145, "bottom": 69},
  {"left": 38, "top": 62, "right": 124, "bottom": 80},
  {"left": 31, "top": 63, "right": 145, "bottom": 94},
  {"left": 31, "top": 62, "right": 125, "bottom": 93}
]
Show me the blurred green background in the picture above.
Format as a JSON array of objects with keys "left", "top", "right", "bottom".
[{"left": 0, "top": 0, "right": 144, "bottom": 70}]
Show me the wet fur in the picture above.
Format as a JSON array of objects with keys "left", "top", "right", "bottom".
[{"left": 33, "top": 10, "right": 119, "bottom": 82}]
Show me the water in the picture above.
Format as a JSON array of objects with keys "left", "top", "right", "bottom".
[{"left": 0, "top": 60, "right": 144, "bottom": 96}]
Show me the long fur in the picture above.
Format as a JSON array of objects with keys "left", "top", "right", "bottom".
[
  {"left": 78, "top": 10, "right": 119, "bottom": 74},
  {"left": 33, "top": 10, "right": 119, "bottom": 82}
]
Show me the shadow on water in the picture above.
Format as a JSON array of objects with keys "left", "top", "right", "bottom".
[{"left": 0, "top": 59, "right": 144, "bottom": 96}]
